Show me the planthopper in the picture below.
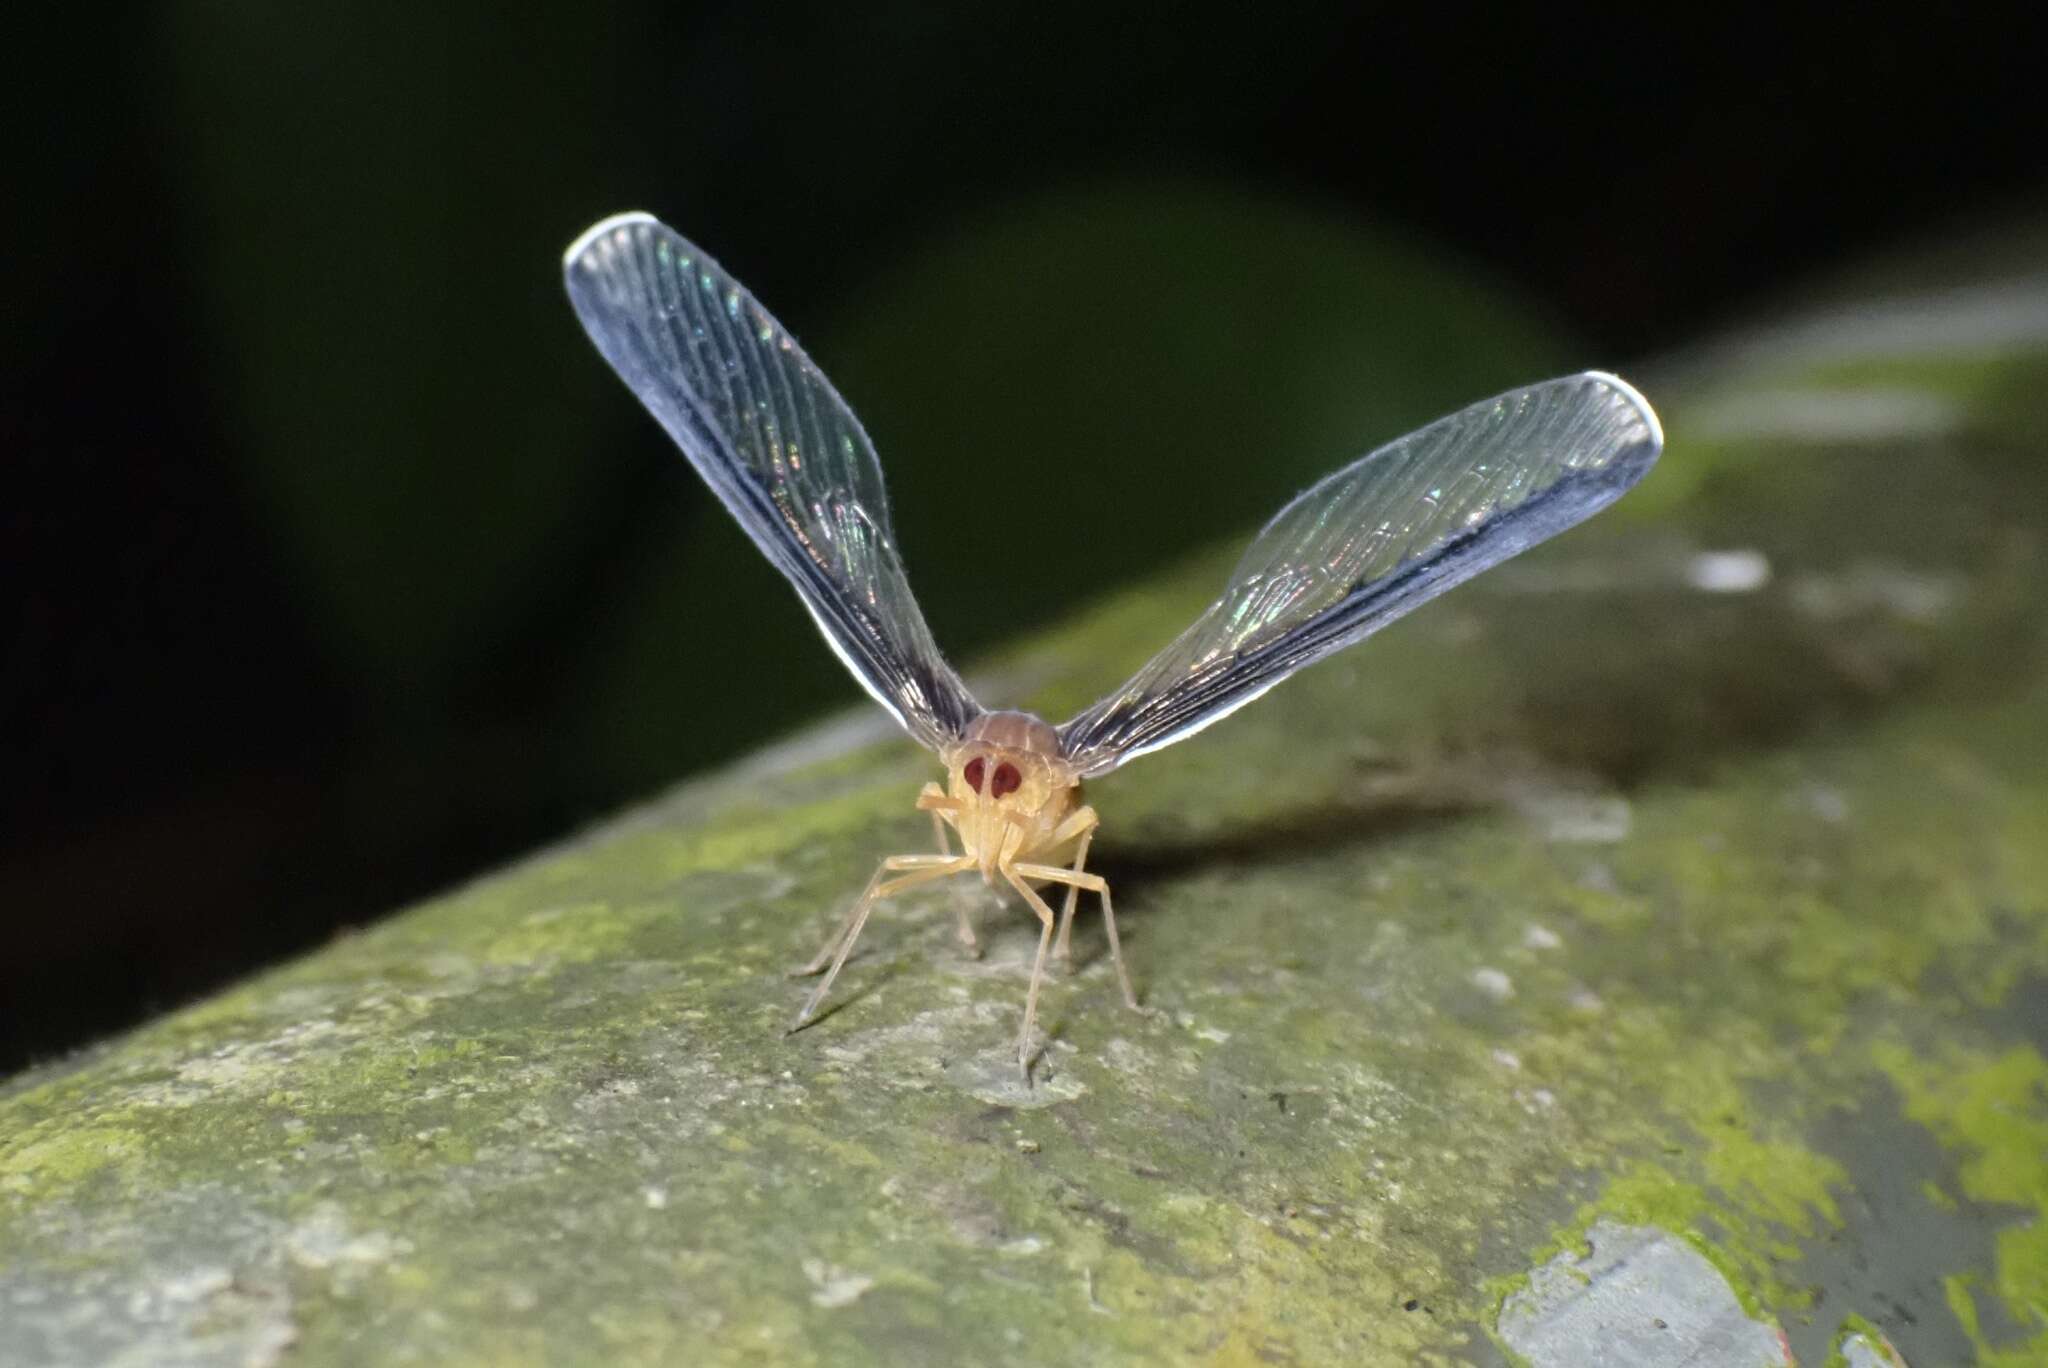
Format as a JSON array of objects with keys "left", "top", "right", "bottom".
[{"left": 563, "top": 211, "right": 1663, "bottom": 1074}]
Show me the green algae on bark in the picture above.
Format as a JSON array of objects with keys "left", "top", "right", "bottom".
[{"left": 6, "top": 254, "right": 2048, "bottom": 1367}]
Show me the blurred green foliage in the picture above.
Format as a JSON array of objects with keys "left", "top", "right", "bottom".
[{"left": 162, "top": 6, "right": 622, "bottom": 714}]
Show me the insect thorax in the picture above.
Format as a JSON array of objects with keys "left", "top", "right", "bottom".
[{"left": 962, "top": 710, "right": 1062, "bottom": 759}]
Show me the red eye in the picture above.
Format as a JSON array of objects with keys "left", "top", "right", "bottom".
[
  {"left": 991, "top": 762, "right": 1022, "bottom": 799},
  {"left": 963, "top": 756, "right": 986, "bottom": 792}
]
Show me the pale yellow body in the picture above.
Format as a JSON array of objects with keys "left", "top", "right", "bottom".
[{"left": 788, "top": 711, "right": 1139, "bottom": 1072}]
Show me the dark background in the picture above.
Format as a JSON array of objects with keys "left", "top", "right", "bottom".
[{"left": 7, "top": 4, "right": 2046, "bottom": 1069}]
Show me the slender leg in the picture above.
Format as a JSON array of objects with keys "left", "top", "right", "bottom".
[
  {"left": 790, "top": 852, "right": 962, "bottom": 976},
  {"left": 919, "top": 786, "right": 981, "bottom": 956},
  {"left": 1003, "top": 869, "right": 1061, "bottom": 1077},
  {"left": 951, "top": 886, "right": 982, "bottom": 957},
  {"left": 1053, "top": 828, "right": 1094, "bottom": 967},
  {"left": 792, "top": 864, "right": 878, "bottom": 979},
  {"left": 914, "top": 781, "right": 958, "bottom": 826},
  {"left": 792, "top": 790, "right": 955, "bottom": 980},
  {"left": 1014, "top": 861, "right": 1138, "bottom": 1013},
  {"left": 788, "top": 852, "right": 963, "bottom": 996},
  {"left": 1031, "top": 805, "right": 1099, "bottom": 965}
]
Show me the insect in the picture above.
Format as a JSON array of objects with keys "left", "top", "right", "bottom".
[{"left": 563, "top": 211, "right": 1663, "bottom": 1073}]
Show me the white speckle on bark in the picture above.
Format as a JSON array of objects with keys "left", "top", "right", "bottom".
[
  {"left": 1802, "top": 785, "right": 1850, "bottom": 823},
  {"left": 285, "top": 1204, "right": 407, "bottom": 1278},
  {"left": 156, "top": 1266, "right": 233, "bottom": 1304},
  {"left": 1685, "top": 550, "right": 1773, "bottom": 593},
  {"left": 1506, "top": 778, "right": 1633, "bottom": 845},
  {"left": 801, "top": 1258, "right": 875, "bottom": 1309}
]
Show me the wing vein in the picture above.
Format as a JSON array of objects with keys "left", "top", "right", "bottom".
[
  {"left": 1055, "top": 372, "right": 1661, "bottom": 775},
  {"left": 564, "top": 214, "right": 981, "bottom": 751}
]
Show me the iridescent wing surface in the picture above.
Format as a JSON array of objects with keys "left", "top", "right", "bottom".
[
  {"left": 564, "top": 213, "right": 981, "bottom": 751},
  {"left": 1057, "top": 372, "right": 1662, "bottom": 777}
]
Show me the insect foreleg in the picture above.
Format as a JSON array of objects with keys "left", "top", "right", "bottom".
[
  {"left": 1003, "top": 869, "right": 1061, "bottom": 1078},
  {"left": 913, "top": 783, "right": 984, "bottom": 953},
  {"left": 787, "top": 854, "right": 967, "bottom": 1033}
]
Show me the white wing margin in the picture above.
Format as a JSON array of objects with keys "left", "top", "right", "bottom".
[
  {"left": 1057, "top": 372, "right": 1662, "bottom": 776},
  {"left": 564, "top": 213, "right": 981, "bottom": 751}
]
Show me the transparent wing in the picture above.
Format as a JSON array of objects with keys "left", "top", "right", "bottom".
[
  {"left": 564, "top": 212, "right": 981, "bottom": 751},
  {"left": 1057, "top": 372, "right": 1663, "bottom": 777}
]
